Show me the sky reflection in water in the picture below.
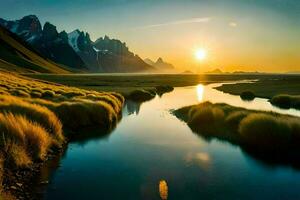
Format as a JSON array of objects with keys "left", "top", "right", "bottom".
[{"left": 40, "top": 83, "right": 300, "bottom": 200}]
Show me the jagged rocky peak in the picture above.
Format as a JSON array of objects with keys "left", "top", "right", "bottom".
[
  {"left": 144, "top": 57, "right": 174, "bottom": 71},
  {"left": 84, "top": 32, "right": 92, "bottom": 43},
  {"left": 68, "top": 29, "right": 81, "bottom": 51},
  {"left": 144, "top": 58, "right": 156, "bottom": 66},
  {"left": 17, "top": 15, "right": 42, "bottom": 35},
  {"left": 58, "top": 31, "right": 68, "bottom": 43},
  {"left": 78, "top": 31, "right": 92, "bottom": 47},
  {"left": 68, "top": 29, "right": 93, "bottom": 52},
  {"left": 94, "top": 35, "right": 131, "bottom": 56},
  {"left": 0, "top": 14, "right": 42, "bottom": 41},
  {"left": 42, "top": 22, "right": 58, "bottom": 41},
  {"left": 156, "top": 57, "right": 164, "bottom": 64},
  {"left": 68, "top": 29, "right": 80, "bottom": 38}
]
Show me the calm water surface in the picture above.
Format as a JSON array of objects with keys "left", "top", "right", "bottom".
[{"left": 38, "top": 83, "right": 300, "bottom": 200}]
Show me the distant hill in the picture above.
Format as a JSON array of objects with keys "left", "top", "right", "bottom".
[
  {"left": 205, "top": 68, "right": 223, "bottom": 74},
  {"left": 232, "top": 71, "right": 261, "bottom": 74},
  {"left": 144, "top": 57, "right": 175, "bottom": 72},
  {"left": 181, "top": 70, "right": 194, "bottom": 74},
  {"left": 205, "top": 69, "right": 264, "bottom": 74},
  {"left": 0, "top": 15, "right": 155, "bottom": 73},
  {"left": 286, "top": 71, "right": 300, "bottom": 74},
  {"left": 0, "top": 25, "right": 70, "bottom": 73}
]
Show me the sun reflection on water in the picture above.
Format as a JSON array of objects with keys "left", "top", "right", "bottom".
[
  {"left": 197, "top": 84, "right": 204, "bottom": 102},
  {"left": 159, "top": 180, "right": 168, "bottom": 200}
]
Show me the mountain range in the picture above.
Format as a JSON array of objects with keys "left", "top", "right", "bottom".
[{"left": 0, "top": 15, "right": 160, "bottom": 73}]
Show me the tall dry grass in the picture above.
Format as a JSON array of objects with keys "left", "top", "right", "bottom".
[
  {"left": 0, "top": 71, "right": 124, "bottom": 134},
  {"left": 174, "top": 101, "right": 300, "bottom": 152},
  {"left": 55, "top": 100, "right": 118, "bottom": 131},
  {"left": 0, "top": 95, "right": 64, "bottom": 143},
  {"left": 0, "top": 71, "right": 124, "bottom": 196},
  {"left": 270, "top": 94, "right": 300, "bottom": 109},
  {"left": 0, "top": 113, "right": 53, "bottom": 166},
  {"left": 188, "top": 103, "right": 225, "bottom": 134}
]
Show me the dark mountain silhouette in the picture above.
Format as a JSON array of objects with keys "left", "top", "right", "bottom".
[
  {"left": 205, "top": 68, "right": 223, "bottom": 74},
  {"left": 93, "top": 36, "right": 154, "bottom": 72},
  {"left": 144, "top": 57, "right": 175, "bottom": 72},
  {"left": 181, "top": 70, "right": 194, "bottom": 74},
  {"left": 0, "top": 15, "right": 155, "bottom": 73}
]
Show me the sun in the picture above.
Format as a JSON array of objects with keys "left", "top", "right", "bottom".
[{"left": 195, "top": 48, "right": 207, "bottom": 61}]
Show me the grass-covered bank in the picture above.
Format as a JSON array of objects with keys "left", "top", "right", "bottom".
[
  {"left": 270, "top": 95, "right": 300, "bottom": 110},
  {"left": 173, "top": 102, "right": 300, "bottom": 167},
  {"left": 0, "top": 71, "right": 124, "bottom": 199},
  {"left": 215, "top": 75, "right": 300, "bottom": 109},
  {"left": 126, "top": 85, "right": 174, "bottom": 102}
]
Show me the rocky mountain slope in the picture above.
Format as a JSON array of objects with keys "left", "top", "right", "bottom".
[{"left": 0, "top": 24, "right": 70, "bottom": 73}]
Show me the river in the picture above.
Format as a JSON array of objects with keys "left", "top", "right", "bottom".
[{"left": 35, "top": 82, "right": 300, "bottom": 199}]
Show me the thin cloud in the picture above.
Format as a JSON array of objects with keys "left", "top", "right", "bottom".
[
  {"left": 229, "top": 22, "right": 238, "bottom": 27},
  {"left": 135, "top": 17, "right": 211, "bottom": 29}
]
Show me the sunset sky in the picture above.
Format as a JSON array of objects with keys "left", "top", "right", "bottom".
[{"left": 1, "top": 0, "right": 300, "bottom": 72}]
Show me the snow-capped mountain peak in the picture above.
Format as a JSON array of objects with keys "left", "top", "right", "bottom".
[{"left": 68, "top": 30, "right": 80, "bottom": 52}]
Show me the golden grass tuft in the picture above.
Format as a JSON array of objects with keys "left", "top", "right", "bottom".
[
  {"left": 0, "top": 113, "right": 53, "bottom": 164},
  {"left": 0, "top": 95, "right": 64, "bottom": 143},
  {"left": 55, "top": 100, "right": 118, "bottom": 131},
  {"left": 7, "top": 144, "right": 32, "bottom": 167},
  {"left": 225, "top": 111, "right": 248, "bottom": 128},
  {"left": 19, "top": 118, "right": 52, "bottom": 160},
  {"left": 270, "top": 94, "right": 300, "bottom": 109},
  {"left": 239, "top": 113, "right": 291, "bottom": 149}
]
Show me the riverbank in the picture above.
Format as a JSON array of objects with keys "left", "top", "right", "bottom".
[
  {"left": 0, "top": 71, "right": 180, "bottom": 199},
  {"left": 0, "top": 71, "right": 124, "bottom": 199},
  {"left": 215, "top": 75, "right": 300, "bottom": 109},
  {"left": 173, "top": 102, "right": 300, "bottom": 167}
]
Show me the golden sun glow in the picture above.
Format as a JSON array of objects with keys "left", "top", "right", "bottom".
[{"left": 195, "top": 48, "right": 207, "bottom": 61}]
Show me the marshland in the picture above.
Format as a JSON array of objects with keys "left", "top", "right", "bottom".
[
  {"left": 1, "top": 72, "right": 300, "bottom": 199},
  {"left": 33, "top": 77, "right": 300, "bottom": 199},
  {"left": 1, "top": 0, "right": 300, "bottom": 199}
]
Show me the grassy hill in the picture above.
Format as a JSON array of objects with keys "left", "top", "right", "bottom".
[{"left": 0, "top": 25, "right": 70, "bottom": 73}]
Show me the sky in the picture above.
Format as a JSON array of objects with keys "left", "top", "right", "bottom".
[{"left": 1, "top": 0, "right": 300, "bottom": 72}]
